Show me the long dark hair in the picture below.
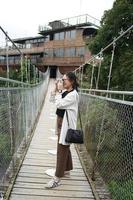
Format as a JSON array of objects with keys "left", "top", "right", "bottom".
[{"left": 66, "top": 71, "right": 79, "bottom": 91}]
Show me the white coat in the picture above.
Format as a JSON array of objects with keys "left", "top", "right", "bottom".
[{"left": 55, "top": 89, "right": 79, "bottom": 145}]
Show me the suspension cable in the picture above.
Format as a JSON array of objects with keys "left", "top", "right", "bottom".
[
  {"left": 90, "top": 60, "right": 95, "bottom": 89},
  {"left": 81, "top": 65, "right": 84, "bottom": 88},
  {"left": 0, "top": 26, "right": 22, "bottom": 55},
  {"left": 107, "top": 39, "right": 116, "bottom": 92},
  {"left": 96, "top": 50, "right": 103, "bottom": 89}
]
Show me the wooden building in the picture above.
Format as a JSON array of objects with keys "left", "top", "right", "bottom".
[{"left": 0, "top": 14, "right": 99, "bottom": 77}]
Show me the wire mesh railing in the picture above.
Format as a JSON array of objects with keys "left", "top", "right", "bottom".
[
  {"left": 0, "top": 68, "right": 50, "bottom": 198},
  {"left": 74, "top": 24, "right": 133, "bottom": 199},
  {"left": 0, "top": 27, "right": 51, "bottom": 198},
  {"left": 78, "top": 93, "right": 133, "bottom": 200}
]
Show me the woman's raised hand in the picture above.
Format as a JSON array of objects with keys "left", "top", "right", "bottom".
[
  {"left": 51, "top": 79, "right": 63, "bottom": 95},
  {"left": 57, "top": 80, "right": 63, "bottom": 91}
]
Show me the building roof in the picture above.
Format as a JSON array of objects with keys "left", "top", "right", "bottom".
[
  {"left": 13, "top": 35, "right": 46, "bottom": 44},
  {"left": 77, "top": 25, "right": 99, "bottom": 29}
]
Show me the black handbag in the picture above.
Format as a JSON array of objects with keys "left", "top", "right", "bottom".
[{"left": 65, "top": 108, "right": 84, "bottom": 144}]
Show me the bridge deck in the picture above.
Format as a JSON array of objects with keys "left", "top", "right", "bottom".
[{"left": 9, "top": 79, "right": 95, "bottom": 200}]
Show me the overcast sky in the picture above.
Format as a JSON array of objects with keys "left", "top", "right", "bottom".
[{"left": 0, "top": 0, "right": 115, "bottom": 39}]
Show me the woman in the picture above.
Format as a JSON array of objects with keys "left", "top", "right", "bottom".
[{"left": 46, "top": 72, "right": 79, "bottom": 188}]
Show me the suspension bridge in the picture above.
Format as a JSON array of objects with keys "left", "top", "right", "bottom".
[{"left": 0, "top": 24, "right": 132, "bottom": 200}]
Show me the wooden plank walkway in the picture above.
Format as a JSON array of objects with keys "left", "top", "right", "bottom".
[{"left": 9, "top": 79, "right": 95, "bottom": 200}]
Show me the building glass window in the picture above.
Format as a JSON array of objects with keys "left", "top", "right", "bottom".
[
  {"left": 71, "top": 30, "right": 76, "bottom": 39},
  {"left": 44, "top": 49, "right": 53, "bottom": 57},
  {"left": 59, "top": 48, "right": 64, "bottom": 57},
  {"left": 0, "top": 56, "right": 5, "bottom": 64},
  {"left": 54, "top": 32, "right": 65, "bottom": 40},
  {"left": 25, "top": 40, "right": 30, "bottom": 44},
  {"left": 22, "top": 44, "right": 26, "bottom": 49},
  {"left": 66, "top": 31, "right": 71, "bottom": 39},
  {"left": 14, "top": 56, "right": 20, "bottom": 64},
  {"left": 65, "top": 47, "right": 76, "bottom": 57},
  {"left": 76, "top": 47, "right": 85, "bottom": 57},
  {"left": 26, "top": 43, "right": 31, "bottom": 49},
  {"left": 59, "top": 32, "right": 65, "bottom": 40},
  {"left": 45, "top": 36, "right": 49, "bottom": 42},
  {"left": 53, "top": 48, "right": 64, "bottom": 57},
  {"left": 53, "top": 49, "right": 57, "bottom": 57},
  {"left": 44, "top": 49, "right": 49, "bottom": 57},
  {"left": 66, "top": 30, "right": 76, "bottom": 40},
  {"left": 70, "top": 47, "right": 76, "bottom": 56},
  {"left": 49, "top": 49, "right": 53, "bottom": 57},
  {"left": 9, "top": 56, "right": 14, "bottom": 64},
  {"left": 54, "top": 33, "right": 60, "bottom": 40},
  {"left": 34, "top": 39, "right": 38, "bottom": 43},
  {"left": 40, "top": 38, "right": 45, "bottom": 42}
]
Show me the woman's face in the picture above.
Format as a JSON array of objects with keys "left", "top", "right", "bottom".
[{"left": 62, "top": 74, "right": 73, "bottom": 89}]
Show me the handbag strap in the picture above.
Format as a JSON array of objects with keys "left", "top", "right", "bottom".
[
  {"left": 78, "top": 106, "right": 83, "bottom": 131},
  {"left": 66, "top": 110, "right": 70, "bottom": 127},
  {"left": 66, "top": 106, "right": 83, "bottom": 131}
]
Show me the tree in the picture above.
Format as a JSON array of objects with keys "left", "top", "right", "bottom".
[{"left": 88, "top": 0, "right": 133, "bottom": 91}]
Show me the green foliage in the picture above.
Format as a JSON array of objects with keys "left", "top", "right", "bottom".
[
  {"left": 108, "top": 180, "right": 133, "bottom": 200},
  {"left": 79, "top": 64, "right": 98, "bottom": 89},
  {"left": 0, "top": 59, "right": 38, "bottom": 87},
  {"left": 0, "top": 98, "right": 11, "bottom": 166},
  {"left": 89, "top": 0, "right": 133, "bottom": 53},
  {"left": 9, "top": 68, "right": 21, "bottom": 82},
  {"left": 9, "top": 59, "right": 36, "bottom": 84},
  {"left": 81, "top": 64, "right": 92, "bottom": 88},
  {"left": 88, "top": 0, "right": 133, "bottom": 91},
  {"left": 0, "top": 133, "right": 11, "bottom": 167}
]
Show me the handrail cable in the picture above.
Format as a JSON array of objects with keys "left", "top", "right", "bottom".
[{"left": 0, "top": 26, "right": 22, "bottom": 55}]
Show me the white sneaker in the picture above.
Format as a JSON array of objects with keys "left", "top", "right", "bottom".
[
  {"left": 0, "top": 192, "right": 3, "bottom": 200},
  {"left": 45, "top": 177, "right": 61, "bottom": 189}
]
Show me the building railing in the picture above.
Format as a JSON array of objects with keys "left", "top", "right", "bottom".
[
  {"left": 39, "top": 14, "right": 100, "bottom": 33},
  {"left": 0, "top": 46, "right": 44, "bottom": 56},
  {"left": 0, "top": 56, "right": 44, "bottom": 66}
]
